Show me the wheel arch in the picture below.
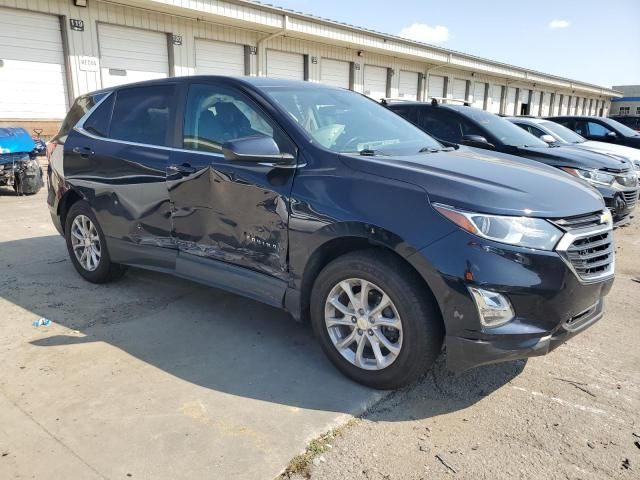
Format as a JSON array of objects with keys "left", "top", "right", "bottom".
[
  {"left": 57, "top": 188, "right": 85, "bottom": 233},
  {"left": 289, "top": 222, "right": 444, "bottom": 327}
]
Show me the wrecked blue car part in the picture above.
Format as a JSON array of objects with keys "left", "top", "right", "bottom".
[{"left": 0, "top": 127, "right": 43, "bottom": 195}]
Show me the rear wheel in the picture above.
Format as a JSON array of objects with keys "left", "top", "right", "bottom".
[
  {"left": 64, "top": 200, "right": 127, "bottom": 283},
  {"left": 311, "top": 250, "right": 443, "bottom": 390}
]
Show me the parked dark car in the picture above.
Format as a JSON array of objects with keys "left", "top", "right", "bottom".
[
  {"left": 48, "top": 77, "right": 614, "bottom": 389},
  {"left": 0, "top": 127, "right": 44, "bottom": 195},
  {"left": 386, "top": 101, "right": 637, "bottom": 224},
  {"left": 508, "top": 117, "right": 639, "bottom": 217},
  {"left": 609, "top": 116, "right": 640, "bottom": 132},
  {"left": 546, "top": 116, "right": 640, "bottom": 149}
]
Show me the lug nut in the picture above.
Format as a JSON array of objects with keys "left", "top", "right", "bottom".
[
  {"left": 351, "top": 316, "right": 357, "bottom": 323},
  {"left": 358, "top": 308, "right": 365, "bottom": 316},
  {"left": 357, "top": 329, "right": 363, "bottom": 335},
  {"left": 368, "top": 329, "right": 374, "bottom": 336}
]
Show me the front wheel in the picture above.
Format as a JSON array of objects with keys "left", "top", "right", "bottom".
[
  {"left": 64, "top": 200, "right": 127, "bottom": 283},
  {"left": 310, "top": 250, "right": 443, "bottom": 390}
]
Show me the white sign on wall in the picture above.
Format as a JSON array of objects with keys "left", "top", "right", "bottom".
[{"left": 78, "top": 56, "right": 99, "bottom": 72}]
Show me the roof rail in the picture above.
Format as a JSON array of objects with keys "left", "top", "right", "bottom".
[
  {"left": 380, "top": 98, "right": 416, "bottom": 105},
  {"left": 430, "top": 97, "right": 472, "bottom": 106}
]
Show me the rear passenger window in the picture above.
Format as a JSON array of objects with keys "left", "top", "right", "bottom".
[
  {"left": 83, "top": 94, "right": 114, "bottom": 138},
  {"left": 110, "top": 85, "right": 175, "bottom": 146},
  {"left": 418, "top": 110, "right": 464, "bottom": 143}
]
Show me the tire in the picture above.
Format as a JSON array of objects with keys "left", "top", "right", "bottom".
[
  {"left": 310, "top": 249, "right": 443, "bottom": 390},
  {"left": 64, "top": 200, "right": 127, "bottom": 283}
]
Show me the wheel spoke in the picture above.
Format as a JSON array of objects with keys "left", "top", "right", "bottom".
[
  {"left": 354, "top": 334, "right": 367, "bottom": 367},
  {"left": 89, "top": 249, "right": 98, "bottom": 269},
  {"left": 71, "top": 229, "right": 84, "bottom": 241},
  {"left": 359, "top": 280, "right": 371, "bottom": 309},
  {"left": 326, "top": 316, "right": 355, "bottom": 328},
  {"left": 329, "top": 296, "right": 353, "bottom": 317},
  {"left": 372, "top": 314, "right": 402, "bottom": 331},
  {"left": 370, "top": 335, "right": 385, "bottom": 367},
  {"left": 373, "top": 329, "right": 400, "bottom": 356},
  {"left": 72, "top": 243, "right": 84, "bottom": 250},
  {"left": 339, "top": 281, "right": 358, "bottom": 308},
  {"left": 335, "top": 329, "right": 357, "bottom": 350}
]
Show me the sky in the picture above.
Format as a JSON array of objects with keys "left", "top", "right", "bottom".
[{"left": 257, "top": 0, "right": 640, "bottom": 88}]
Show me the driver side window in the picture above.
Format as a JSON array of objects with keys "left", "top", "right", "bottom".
[{"left": 183, "top": 84, "right": 275, "bottom": 154}]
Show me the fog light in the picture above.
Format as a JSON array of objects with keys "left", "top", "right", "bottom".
[{"left": 468, "top": 287, "right": 515, "bottom": 328}]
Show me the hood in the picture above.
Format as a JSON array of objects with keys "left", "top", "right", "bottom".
[
  {"left": 518, "top": 144, "right": 632, "bottom": 172},
  {"left": 340, "top": 147, "right": 604, "bottom": 218},
  {"left": 581, "top": 141, "right": 640, "bottom": 163},
  {"left": 0, "top": 128, "right": 35, "bottom": 155}
]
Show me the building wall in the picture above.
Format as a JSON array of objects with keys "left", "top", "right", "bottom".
[{"left": 0, "top": 0, "right": 616, "bottom": 135}]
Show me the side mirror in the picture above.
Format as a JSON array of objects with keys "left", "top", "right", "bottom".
[
  {"left": 461, "top": 134, "right": 495, "bottom": 149},
  {"left": 540, "top": 134, "right": 556, "bottom": 144},
  {"left": 605, "top": 131, "right": 617, "bottom": 139},
  {"left": 222, "top": 135, "right": 295, "bottom": 165}
]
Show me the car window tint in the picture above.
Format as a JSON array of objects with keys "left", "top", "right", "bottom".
[
  {"left": 56, "top": 94, "right": 105, "bottom": 141},
  {"left": 183, "top": 84, "right": 275, "bottom": 154},
  {"left": 110, "top": 85, "right": 175, "bottom": 146},
  {"left": 585, "top": 121, "right": 612, "bottom": 137},
  {"left": 83, "top": 94, "right": 114, "bottom": 138},
  {"left": 418, "top": 109, "right": 463, "bottom": 142}
]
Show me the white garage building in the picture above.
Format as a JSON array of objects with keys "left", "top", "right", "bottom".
[{"left": 0, "top": 0, "right": 621, "bottom": 136}]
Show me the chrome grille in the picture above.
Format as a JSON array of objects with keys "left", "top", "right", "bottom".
[
  {"left": 554, "top": 211, "right": 614, "bottom": 283},
  {"left": 550, "top": 211, "right": 604, "bottom": 230},
  {"left": 622, "top": 190, "right": 638, "bottom": 208}
]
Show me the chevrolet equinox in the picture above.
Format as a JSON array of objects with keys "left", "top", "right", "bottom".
[{"left": 48, "top": 77, "right": 615, "bottom": 389}]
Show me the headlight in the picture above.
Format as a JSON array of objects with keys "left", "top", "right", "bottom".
[
  {"left": 561, "top": 167, "right": 615, "bottom": 187},
  {"left": 434, "top": 204, "right": 563, "bottom": 251}
]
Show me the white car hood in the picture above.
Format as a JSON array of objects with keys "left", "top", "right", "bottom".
[{"left": 582, "top": 140, "right": 640, "bottom": 163}]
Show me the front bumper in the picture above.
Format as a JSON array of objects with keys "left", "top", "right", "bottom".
[
  {"left": 599, "top": 185, "right": 638, "bottom": 224},
  {"left": 408, "top": 227, "right": 614, "bottom": 372}
]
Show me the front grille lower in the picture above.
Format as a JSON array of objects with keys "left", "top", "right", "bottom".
[{"left": 622, "top": 190, "right": 638, "bottom": 209}]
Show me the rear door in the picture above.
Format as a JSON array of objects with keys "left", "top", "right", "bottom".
[
  {"left": 168, "top": 81, "right": 297, "bottom": 280},
  {"left": 66, "top": 84, "right": 176, "bottom": 267}
]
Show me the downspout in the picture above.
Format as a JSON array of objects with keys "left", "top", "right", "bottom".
[{"left": 257, "top": 15, "right": 289, "bottom": 77}]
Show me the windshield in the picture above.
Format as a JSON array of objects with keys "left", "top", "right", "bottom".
[
  {"left": 540, "top": 121, "right": 585, "bottom": 143},
  {"left": 263, "top": 86, "right": 442, "bottom": 155},
  {"left": 602, "top": 118, "right": 640, "bottom": 137},
  {"left": 463, "top": 109, "right": 548, "bottom": 147}
]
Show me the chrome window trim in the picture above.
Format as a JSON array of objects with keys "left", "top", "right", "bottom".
[{"left": 555, "top": 223, "right": 615, "bottom": 284}]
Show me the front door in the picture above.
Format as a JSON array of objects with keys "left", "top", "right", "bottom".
[{"left": 167, "top": 82, "right": 297, "bottom": 280}]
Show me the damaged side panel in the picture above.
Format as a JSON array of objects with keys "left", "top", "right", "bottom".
[{"left": 167, "top": 153, "right": 294, "bottom": 281}]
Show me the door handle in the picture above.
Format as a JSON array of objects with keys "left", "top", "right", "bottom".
[
  {"left": 168, "top": 163, "right": 196, "bottom": 175},
  {"left": 73, "top": 146, "right": 94, "bottom": 158}
]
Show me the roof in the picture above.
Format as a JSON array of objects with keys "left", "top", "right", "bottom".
[{"left": 612, "top": 97, "right": 640, "bottom": 102}]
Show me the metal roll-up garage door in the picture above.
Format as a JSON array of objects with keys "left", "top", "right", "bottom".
[
  {"left": 363, "top": 65, "right": 387, "bottom": 100},
  {"left": 398, "top": 71, "right": 419, "bottom": 100},
  {"left": 320, "top": 58, "right": 350, "bottom": 88},
  {"left": 530, "top": 91, "right": 540, "bottom": 116},
  {"left": 489, "top": 85, "right": 503, "bottom": 114},
  {"left": 266, "top": 50, "right": 304, "bottom": 80},
  {"left": 452, "top": 78, "right": 467, "bottom": 101},
  {"left": 506, "top": 87, "right": 517, "bottom": 115},
  {"left": 195, "top": 39, "right": 245, "bottom": 76},
  {"left": 541, "top": 93, "right": 551, "bottom": 116},
  {"left": 472, "top": 82, "right": 486, "bottom": 109},
  {"left": 99, "top": 24, "right": 169, "bottom": 89},
  {"left": 427, "top": 75, "right": 445, "bottom": 100},
  {"left": 0, "top": 8, "right": 68, "bottom": 120}
]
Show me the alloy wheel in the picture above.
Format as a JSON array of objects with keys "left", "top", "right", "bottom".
[
  {"left": 70, "top": 215, "right": 101, "bottom": 272},
  {"left": 324, "top": 278, "right": 403, "bottom": 371}
]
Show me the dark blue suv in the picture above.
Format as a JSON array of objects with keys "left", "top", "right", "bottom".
[{"left": 48, "top": 77, "right": 614, "bottom": 389}]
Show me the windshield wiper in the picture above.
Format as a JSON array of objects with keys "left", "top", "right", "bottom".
[
  {"left": 418, "top": 147, "right": 441, "bottom": 153},
  {"left": 359, "top": 149, "right": 379, "bottom": 156}
]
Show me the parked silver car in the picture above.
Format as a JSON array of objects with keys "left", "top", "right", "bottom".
[{"left": 508, "top": 116, "right": 640, "bottom": 175}]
